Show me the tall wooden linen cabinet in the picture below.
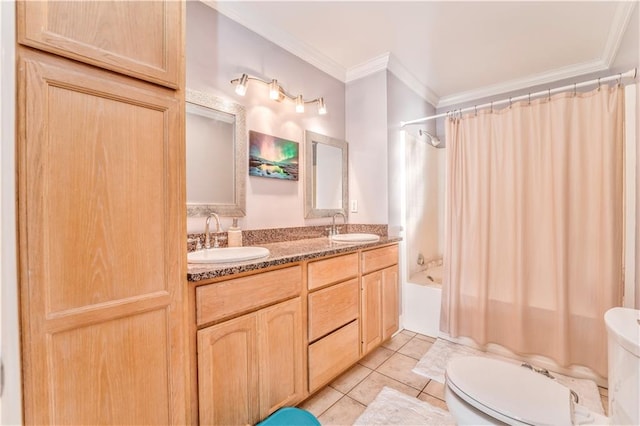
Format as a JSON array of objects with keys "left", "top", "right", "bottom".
[{"left": 16, "top": 2, "right": 188, "bottom": 424}]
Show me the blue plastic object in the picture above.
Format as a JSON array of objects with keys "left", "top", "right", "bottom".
[{"left": 257, "top": 407, "right": 320, "bottom": 426}]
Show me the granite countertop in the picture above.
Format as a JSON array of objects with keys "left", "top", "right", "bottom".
[{"left": 187, "top": 235, "right": 401, "bottom": 282}]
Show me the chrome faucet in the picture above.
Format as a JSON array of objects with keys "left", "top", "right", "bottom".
[
  {"left": 331, "top": 212, "right": 347, "bottom": 235},
  {"left": 204, "top": 213, "right": 221, "bottom": 249}
]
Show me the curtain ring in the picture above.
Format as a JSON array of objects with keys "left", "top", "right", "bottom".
[
  {"left": 547, "top": 88, "right": 551, "bottom": 102},
  {"left": 598, "top": 77, "right": 601, "bottom": 91},
  {"left": 573, "top": 83, "right": 577, "bottom": 97},
  {"left": 490, "top": 101, "right": 493, "bottom": 113},
  {"left": 528, "top": 93, "right": 531, "bottom": 105},
  {"left": 509, "top": 97, "right": 512, "bottom": 109},
  {"left": 617, "top": 73, "right": 622, "bottom": 87}
]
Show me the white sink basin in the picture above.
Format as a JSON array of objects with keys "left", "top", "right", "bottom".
[
  {"left": 188, "top": 247, "right": 270, "bottom": 264},
  {"left": 331, "top": 233, "right": 381, "bottom": 243}
]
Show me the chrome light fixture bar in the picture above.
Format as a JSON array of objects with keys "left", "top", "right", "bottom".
[{"left": 231, "top": 73, "right": 327, "bottom": 115}]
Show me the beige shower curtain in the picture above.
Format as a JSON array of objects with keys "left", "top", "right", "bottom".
[{"left": 440, "top": 85, "right": 624, "bottom": 377}]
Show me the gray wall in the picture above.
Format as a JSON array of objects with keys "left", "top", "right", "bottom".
[
  {"left": 345, "top": 71, "right": 389, "bottom": 224},
  {"left": 187, "top": 2, "right": 346, "bottom": 230}
]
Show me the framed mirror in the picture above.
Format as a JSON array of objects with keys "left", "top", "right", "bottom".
[
  {"left": 304, "top": 130, "right": 348, "bottom": 218},
  {"left": 186, "top": 89, "right": 246, "bottom": 217}
]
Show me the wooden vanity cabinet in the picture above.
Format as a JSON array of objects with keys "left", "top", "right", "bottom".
[
  {"left": 361, "top": 245, "right": 400, "bottom": 355},
  {"left": 195, "top": 266, "right": 304, "bottom": 425},
  {"left": 191, "top": 243, "right": 399, "bottom": 422}
]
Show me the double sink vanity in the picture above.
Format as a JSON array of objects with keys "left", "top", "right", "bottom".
[
  {"left": 185, "top": 88, "right": 400, "bottom": 424},
  {"left": 186, "top": 230, "right": 400, "bottom": 425}
]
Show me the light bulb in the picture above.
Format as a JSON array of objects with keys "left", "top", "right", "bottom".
[
  {"left": 317, "top": 98, "right": 327, "bottom": 115},
  {"left": 295, "top": 95, "right": 305, "bottom": 113},
  {"left": 269, "top": 80, "right": 280, "bottom": 100},
  {"left": 234, "top": 74, "right": 248, "bottom": 96}
]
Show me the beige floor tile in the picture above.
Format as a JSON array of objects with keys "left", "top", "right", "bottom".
[
  {"left": 298, "top": 386, "right": 344, "bottom": 418},
  {"left": 376, "top": 352, "right": 430, "bottom": 390},
  {"left": 424, "top": 379, "right": 446, "bottom": 400},
  {"left": 347, "top": 371, "right": 420, "bottom": 406},
  {"left": 397, "top": 337, "right": 433, "bottom": 360},
  {"left": 330, "top": 364, "right": 372, "bottom": 394},
  {"left": 400, "top": 329, "right": 417, "bottom": 337},
  {"left": 382, "top": 331, "right": 413, "bottom": 351},
  {"left": 317, "top": 395, "right": 366, "bottom": 426},
  {"left": 414, "top": 333, "right": 437, "bottom": 343},
  {"left": 358, "top": 346, "right": 395, "bottom": 370},
  {"left": 418, "top": 392, "right": 449, "bottom": 411}
]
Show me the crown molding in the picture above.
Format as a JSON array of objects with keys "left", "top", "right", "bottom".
[
  {"left": 438, "top": 2, "right": 636, "bottom": 109},
  {"left": 345, "top": 52, "right": 390, "bottom": 82},
  {"left": 602, "top": 2, "right": 637, "bottom": 67},
  {"left": 204, "top": 0, "right": 346, "bottom": 82},
  {"left": 201, "top": 0, "right": 633, "bottom": 111},
  {"left": 387, "top": 55, "right": 440, "bottom": 107},
  {"left": 437, "top": 59, "right": 609, "bottom": 109}
]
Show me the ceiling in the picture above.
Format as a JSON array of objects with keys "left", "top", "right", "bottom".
[{"left": 207, "top": 1, "right": 639, "bottom": 108}]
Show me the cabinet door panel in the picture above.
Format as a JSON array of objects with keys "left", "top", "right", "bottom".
[
  {"left": 361, "top": 271, "right": 383, "bottom": 354},
  {"left": 258, "top": 298, "right": 304, "bottom": 417},
  {"left": 17, "top": 1, "right": 182, "bottom": 88},
  {"left": 197, "top": 315, "right": 259, "bottom": 426},
  {"left": 17, "top": 49, "right": 186, "bottom": 425},
  {"left": 382, "top": 265, "right": 399, "bottom": 340}
]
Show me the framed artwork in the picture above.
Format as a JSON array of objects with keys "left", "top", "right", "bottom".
[{"left": 249, "top": 130, "right": 299, "bottom": 181}]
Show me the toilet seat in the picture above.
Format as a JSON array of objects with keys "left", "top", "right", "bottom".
[{"left": 445, "top": 357, "right": 574, "bottom": 426}]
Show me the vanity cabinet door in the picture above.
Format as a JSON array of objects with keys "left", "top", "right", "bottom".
[
  {"left": 258, "top": 297, "right": 304, "bottom": 418},
  {"left": 361, "top": 270, "right": 383, "bottom": 354},
  {"left": 196, "top": 297, "right": 303, "bottom": 425},
  {"left": 17, "top": 0, "right": 182, "bottom": 88},
  {"left": 17, "top": 48, "right": 187, "bottom": 425},
  {"left": 197, "top": 314, "right": 260, "bottom": 426},
  {"left": 382, "top": 265, "right": 400, "bottom": 340}
]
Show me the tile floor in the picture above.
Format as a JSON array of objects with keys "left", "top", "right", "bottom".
[{"left": 298, "top": 329, "right": 610, "bottom": 425}]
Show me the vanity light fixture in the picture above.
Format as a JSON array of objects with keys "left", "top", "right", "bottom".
[{"left": 231, "top": 73, "right": 328, "bottom": 115}]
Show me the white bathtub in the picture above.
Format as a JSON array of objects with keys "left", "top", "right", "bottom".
[{"left": 402, "top": 269, "right": 442, "bottom": 338}]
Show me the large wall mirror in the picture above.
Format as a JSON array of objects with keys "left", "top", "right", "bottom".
[
  {"left": 304, "top": 130, "right": 348, "bottom": 218},
  {"left": 186, "top": 89, "right": 246, "bottom": 217}
]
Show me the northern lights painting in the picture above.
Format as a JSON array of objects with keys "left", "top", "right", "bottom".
[{"left": 249, "top": 131, "right": 299, "bottom": 180}]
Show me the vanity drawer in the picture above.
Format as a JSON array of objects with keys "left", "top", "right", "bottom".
[
  {"left": 308, "top": 278, "right": 359, "bottom": 342},
  {"left": 196, "top": 265, "right": 301, "bottom": 326},
  {"left": 308, "top": 253, "right": 358, "bottom": 290},
  {"left": 361, "top": 245, "right": 398, "bottom": 274},
  {"left": 308, "top": 320, "right": 360, "bottom": 392}
]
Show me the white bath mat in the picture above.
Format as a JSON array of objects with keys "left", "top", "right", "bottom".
[
  {"left": 353, "top": 387, "right": 455, "bottom": 426},
  {"left": 413, "top": 338, "right": 605, "bottom": 415}
]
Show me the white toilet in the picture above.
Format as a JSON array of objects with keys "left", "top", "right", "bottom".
[{"left": 444, "top": 307, "right": 640, "bottom": 425}]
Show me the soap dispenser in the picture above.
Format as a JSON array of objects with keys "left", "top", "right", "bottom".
[{"left": 228, "top": 218, "right": 242, "bottom": 247}]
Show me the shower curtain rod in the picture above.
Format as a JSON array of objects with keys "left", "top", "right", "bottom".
[{"left": 400, "top": 68, "right": 637, "bottom": 126}]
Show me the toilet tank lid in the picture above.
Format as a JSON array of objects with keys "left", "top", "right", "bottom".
[
  {"left": 605, "top": 307, "right": 640, "bottom": 357},
  {"left": 446, "top": 357, "right": 573, "bottom": 426}
]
